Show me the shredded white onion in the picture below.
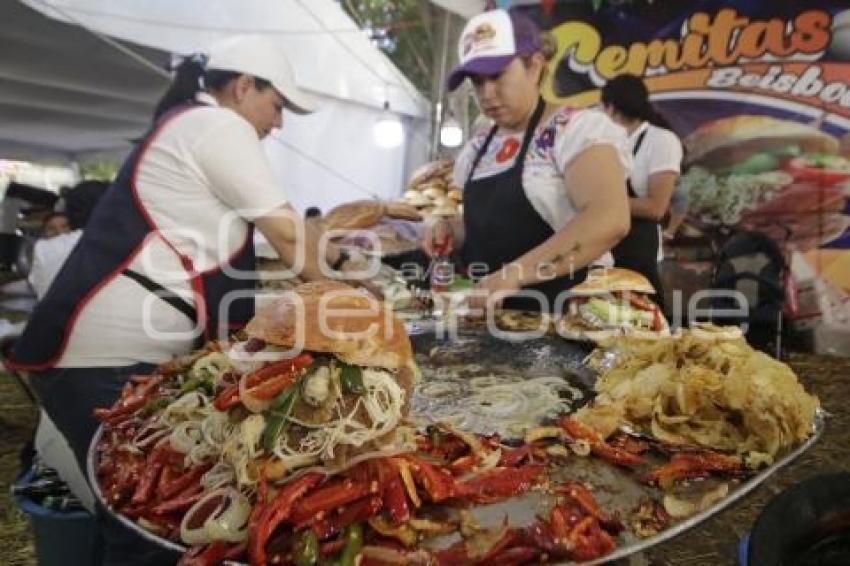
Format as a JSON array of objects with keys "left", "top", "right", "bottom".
[
  {"left": 220, "top": 415, "right": 266, "bottom": 487},
  {"left": 272, "top": 369, "right": 406, "bottom": 471},
  {"left": 201, "top": 462, "right": 237, "bottom": 491},
  {"left": 180, "top": 487, "right": 251, "bottom": 545},
  {"left": 414, "top": 373, "right": 583, "bottom": 439},
  {"left": 201, "top": 411, "right": 235, "bottom": 449},
  {"left": 119, "top": 357, "right": 410, "bottom": 494},
  {"left": 188, "top": 444, "right": 221, "bottom": 466},
  {"left": 170, "top": 420, "right": 205, "bottom": 455},
  {"left": 161, "top": 391, "right": 211, "bottom": 428},
  {"left": 286, "top": 442, "right": 416, "bottom": 484},
  {"left": 130, "top": 420, "right": 170, "bottom": 452},
  {"left": 190, "top": 352, "right": 233, "bottom": 385},
  {"left": 417, "top": 381, "right": 462, "bottom": 399}
]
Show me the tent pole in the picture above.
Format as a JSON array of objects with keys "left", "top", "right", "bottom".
[
  {"left": 431, "top": 8, "right": 452, "bottom": 159},
  {"left": 70, "top": 160, "right": 81, "bottom": 184}
]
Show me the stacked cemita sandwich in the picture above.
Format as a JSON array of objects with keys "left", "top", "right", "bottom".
[{"left": 558, "top": 268, "right": 669, "bottom": 342}]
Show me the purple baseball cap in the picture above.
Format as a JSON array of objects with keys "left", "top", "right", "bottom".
[{"left": 447, "top": 9, "right": 542, "bottom": 91}]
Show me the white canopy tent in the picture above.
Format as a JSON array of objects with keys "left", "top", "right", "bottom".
[
  {"left": 429, "top": 1, "right": 543, "bottom": 19},
  {"left": 0, "top": 1, "right": 171, "bottom": 163},
  {"left": 1, "top": 0, "right": 431, "bottom": 212},
  {"left": 430, "top": 0, "right": 486, "bottom": 19}
]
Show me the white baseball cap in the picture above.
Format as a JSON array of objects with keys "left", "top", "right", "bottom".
[
  {"left": 207, "top": 35, "right": 318, "bottom": 115},
  {"left": 447, "top": 9, "right": 542, "bottom": 91}
]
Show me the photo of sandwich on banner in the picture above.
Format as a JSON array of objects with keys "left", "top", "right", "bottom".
[
  {"left": 679, "top": 115, "right": 850, "bottom": 250},
  {"left": 557, "top": 268, "right": 669, "bottom": 342}
]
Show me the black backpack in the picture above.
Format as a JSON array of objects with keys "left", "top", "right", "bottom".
[{"left": 708, "top": 229, "right": 788, "bottom": 355}]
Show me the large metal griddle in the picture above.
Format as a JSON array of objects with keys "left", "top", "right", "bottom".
[{"left": 406, "top": 326, "right": 824, "bottom": 564}]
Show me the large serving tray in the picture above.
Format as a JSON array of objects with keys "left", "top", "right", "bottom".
[
  {"left": 88, "top": 326, "right": 825, "bottom": 564},
  {"left": 405, "top": 327, "right": 825, "bottom": 564},
  {"left": 88, "top": 426, "right": 186, "bottom": 555}
]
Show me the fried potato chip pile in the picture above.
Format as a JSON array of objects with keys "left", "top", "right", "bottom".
[{"left": 577, "top": 326, "right": 820, "bottom": 463}]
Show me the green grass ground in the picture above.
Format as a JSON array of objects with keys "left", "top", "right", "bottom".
[{"left": 0, "top": 371, "right": 38, "bottom": 565}]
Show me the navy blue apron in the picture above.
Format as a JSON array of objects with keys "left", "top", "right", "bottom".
[
  {"left": 611, "top": 127, "right": 665, "bottom": 302},
  {"left": 9, "top": 104, "right": 256, "bottom": 371},
  {"left": 462, "top": 98, "right": 586, "bottom": 312}
]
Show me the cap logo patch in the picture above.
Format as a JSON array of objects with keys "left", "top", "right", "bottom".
[{"left": 462, "top": 22, "right": 498, "bottom": 56}]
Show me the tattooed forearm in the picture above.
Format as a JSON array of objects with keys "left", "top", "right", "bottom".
[{"left": 549, "top": 240, "right": 582, "bottom": 264}]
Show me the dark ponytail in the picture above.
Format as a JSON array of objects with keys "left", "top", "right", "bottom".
[
  {"left": 153, "top": 56, "right": 275, "bottom": 122},
  {"left": 153, "top": 58, "right": 206, "bottom": 121},
  {"left": 601, "top": 73, "right": 672, "bottom": 131},
  {"left": 644, "top": 107, "right": 672, "bottom": 131}
]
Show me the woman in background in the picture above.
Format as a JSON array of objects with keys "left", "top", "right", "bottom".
[{"left": 601, "top": 73, "right": 683, "bottom": 305}]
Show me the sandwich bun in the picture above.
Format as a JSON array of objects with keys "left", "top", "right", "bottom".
[
  {"left": 324, "top": 200, "right": 423, "bottom": 231},
  {"left": 408, "top": 160, "right": 453, "bottom": 189},
  {"left": 245, "top": 281, "right": 413, "bottom": 371},
  {"left": 404, "top": 192, "right": 431, "bottom": 207},
  {"left": 431, "top": 200, "right": 459, "bottom": 217},
  {"left": 323, "top": 201, "right": 384, "bottom": 231},
  {"left": 568, "top": 268, "right": 656, "bottom": 296},
  {"left": 384, "top": 202, "right": 423, "bottom": 222},
  {"left": 422, "top": 187, "right": 447, "bottom": 200}
]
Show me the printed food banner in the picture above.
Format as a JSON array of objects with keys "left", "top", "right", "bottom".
[{"left": 522, "top": 0, "right": 850, "bottom": 328}]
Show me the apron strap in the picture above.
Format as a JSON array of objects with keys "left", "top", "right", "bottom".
[
  {"left": 466, "top": 125, "right": 499, "bottom": 186},
  {"left": 516, "top": 97, "right": 547, "bottom": 163},
  {"left": 121, "top": 268, "right": 198, "bottom": 325},
  {"left": 465, "top": 97, "right": 547, "bottom": 185},
  {"left": 626, "top": 126, "right": 649, "bottom": 198}
]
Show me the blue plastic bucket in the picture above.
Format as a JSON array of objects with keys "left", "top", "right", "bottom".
[{"left": 12, "top": 471, "right": 98, "bottom": 566}]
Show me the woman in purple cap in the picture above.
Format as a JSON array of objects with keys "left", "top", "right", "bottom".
[{"left": 425, "top": 8, "right": 632, "bottom": 313}]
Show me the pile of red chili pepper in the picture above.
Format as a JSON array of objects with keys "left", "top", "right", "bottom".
[
  {"left": 93, "top": 366, "right": 636, "bottom": 565},
  {"left": 94, "top": 361, "right": 756, "bottom": 565}
]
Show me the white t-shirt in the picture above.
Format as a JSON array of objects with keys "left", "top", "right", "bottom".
[
  {"left": 453, "top": 107, "right": 630, "bottom": 267},
  {"left": 58, "top": 93, "right": 288, "bottom": 367},
  {"left": 627, "top": 122, "right": 683, "bottom": 261},
  {"left": 29, "top": 230, "right": 82, "bottom": 299},
  {"left": 627, "top": 122, "right": 683, "bottom": 197}
]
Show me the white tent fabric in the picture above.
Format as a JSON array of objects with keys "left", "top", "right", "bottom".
[
  {"left": 264, "top": 99, "right": 429, "bottom": 212},
  {"left": 0, "top": 0, "right": 172, "bottom": 162},
  {"left": 430, "top": 0, "right": 486, "bottom": 19},
  {"left": 23, "top": 0, "right": 428, "bottom": 118},
  {"left": 1, "top": 0, "right": 431, "bottom": 211},
  {"left": 429, "top": 1, "right": 543, "bottom": 19}
]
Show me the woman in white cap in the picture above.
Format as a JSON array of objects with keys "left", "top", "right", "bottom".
[
  {"left": 425, "top": 8, "right": 632, "bottom": 313},
  {"left": 9, "top": 35, "right": 361, "bottom": 565}
]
